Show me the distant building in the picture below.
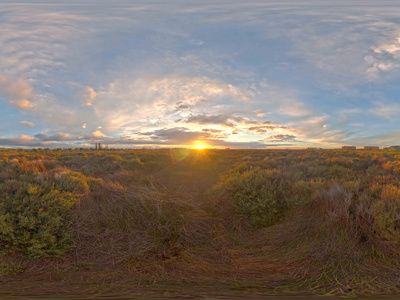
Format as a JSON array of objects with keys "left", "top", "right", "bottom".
[
  {"left": 342, "top": 146, "right": 356, "bottom": 150},
  {"left": 364, "top": 146, "right": 380, "bottom": 150},
  {"left": 307, "top": 147, "right": 322, "bottom": 150}
]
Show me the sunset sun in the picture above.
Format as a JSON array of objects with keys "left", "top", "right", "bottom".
[{"left": 195, "top": 143, "right": 206, "bottom": 150}]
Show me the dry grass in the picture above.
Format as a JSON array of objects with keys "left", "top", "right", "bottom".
[
  {"left": 3, "top": 148, "right": 400, "bottom": 297},
  {"left": 73, "top": 179, "right": 215, "bottom": 266},
  {"left": 278, "top": 182, "right": 400, "bottom": 294}
]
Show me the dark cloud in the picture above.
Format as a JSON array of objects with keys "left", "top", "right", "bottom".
[
  {"left": 0, "top": 135, "right": 74, "bottom": 148},
  {"left": 135, "top": 127, "right": 212, "bottom": 144},
  {"left": 266, "top": 134, "right": 296, "bottom": 142},
  {"left": 247, "top": 125, "right": 287, "bottom": 134},
  {"left": 34, "top": 133, "right": 74, "bottom": 142},
  {"left": 173, "top": 100, "right": 206, "bottom": 112}
]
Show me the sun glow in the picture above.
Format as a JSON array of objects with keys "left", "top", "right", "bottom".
[{"left": 195, "top": 142, "right": 207, "bottom": 150}]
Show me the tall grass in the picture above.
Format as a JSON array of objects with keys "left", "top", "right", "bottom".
[
  {"left": 2, "top": 148, "right": 400, "bottom": 295},
  {"left": 74, "top": 179, "right": 212, "bottom": 265},
  {"left": 282, "top": 182, "right": 400, "bottom": 293}
]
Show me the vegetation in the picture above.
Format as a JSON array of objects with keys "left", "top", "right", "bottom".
[{"left": 1, "top": 147, "right": 400, "bottom": 296}]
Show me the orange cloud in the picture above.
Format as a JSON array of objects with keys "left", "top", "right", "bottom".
[
  {"left": 0, "top": 76, "right": 34, "bottom": 110},
  {"left": 93, "top": 129, "right": 108, "bottom": 138}
]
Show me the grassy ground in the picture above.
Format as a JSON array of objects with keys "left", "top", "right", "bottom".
[{"left": 1, "top": 148, "right": 400, "bottom": 298}]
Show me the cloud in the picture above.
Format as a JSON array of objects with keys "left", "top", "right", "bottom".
[
  {"left": 34, "top": 132, "right": 74, "bottom": 142},
  {"left": 92, "top": 129, "right": 108, "bottom": 138},
  {"left": 83, "top": 87, "right": 97, "bottom": 106},
  {"left": 254, "top": 110, "right": 269, "bottom": 117},
  {"left": 0, "top": 7, "right": 93, "bottom": 80},
  {"left": 266, "top": 134, "right": 296, "bottom": 142},
  {"left": 0, "top": 135, "right": 39, "bottom": 146},
  {"left": 371, "top": 102, "right": 400, "bottom": 120},
  {"left": 202, "top": 128, "right": 224, "bottom": 133},
  {"left": 135, "top": 127, "right": 210, "bottom": 145},
  {"left": 189, "top": 39, "right": 204, "bottom": 46},
  {"left": 94, "top": 75, "right": 252, "bottom": 131},
  {"left": 183, "top": 114, "right": 244, "bottom": 127},
  {"left": 0, "top": 76, "right": 34, "bottom": 110},
  {"left": 339, "top": 130, "right": 400, "bottom": 147},
  {"left": 365, "top": 35, "right": 400, "bottom": 78},
  {"left": 0, "top": 133, "right": 80, "bottom": 147},
  {"left": 277, "top": 100, "right": 310, "bottom": 117},
  {"left": 20, "top": 121, "right": 35, "bottom": 127},
  {"left": 2, "top": 1, "right": 399, "bottom": 149},
  {"left": 247, "top": 124, "right": 286, "bottom": 134}
]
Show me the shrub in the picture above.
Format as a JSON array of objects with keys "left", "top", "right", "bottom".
[
  {"left": 57, "top": 172, "right": 89, "bottom": 194},
  {"left": 211, "top": 166, "right": 292, "bottom": 227},
  {"left": 0, "top": 181, "right": 77, "bottom": 258},
  {"left": 53, "top": 169, "right": 97, "bottom": 194},
  {"left": 289, "top": 180, "right": 322, "bottom": 206},
  {"left": 372, "top": 185, "right": 400, "bottom": 241},
  {"left": 86, "top": 177, "right": 103, "bottom": 192}
]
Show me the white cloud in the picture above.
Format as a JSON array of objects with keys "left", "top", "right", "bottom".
[{"left": 94, "top": 75, "right": 252, "bottom": 132}]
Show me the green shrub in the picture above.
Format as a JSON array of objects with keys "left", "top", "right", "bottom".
[
  {"left": 0, "top": 182, "right": 77, "bottom": 258},
  {"left": 372, "top": 185, "right": 400, "bottom": 241},
  {"left": 86, "top": 177, "right": 103, "bottom": 192},
  {"left": 289, "top": 180, "right": 322, "bottom": 206},
  {"left": 212, "top": 166, "right": 292, "bottom": 227},
  {"left": 55, "top": 170, "right": 90, "bottom": 194}
]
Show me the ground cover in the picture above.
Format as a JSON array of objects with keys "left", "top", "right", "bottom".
[{"left": 1, "top": 148, "right": 400, "bottom": 297}]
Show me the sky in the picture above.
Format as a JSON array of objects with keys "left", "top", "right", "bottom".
[{"left": 0, "top": 0, "right": 400, "bottom": 149}]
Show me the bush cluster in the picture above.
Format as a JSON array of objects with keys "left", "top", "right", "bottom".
[{"left": 0, "top": 181, "right": 77, "bottom": 258}]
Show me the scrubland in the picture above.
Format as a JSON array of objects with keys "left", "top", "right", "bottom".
[{"left": 1, "top": 147, "right": 400, "bottom": 297}]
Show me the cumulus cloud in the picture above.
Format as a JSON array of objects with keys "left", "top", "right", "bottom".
[
  {"left": 94, "top": 75, "right": 252, "bottom": 131},
  {"left": 92, "top": 129, "right": 108, "bottom": 138},
  {"left": 0, "top": 76, "right": 34, "bottom": 110},
  {"left": 20, "top": 121, "right": 35, "bottom": 127},
  {"left": 365, "top": 35, "right": 400, "bottom": 78}
]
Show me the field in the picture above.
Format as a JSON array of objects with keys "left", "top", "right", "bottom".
[{"left": 1, "top": 147, "right": 400, "bottom": 298}]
